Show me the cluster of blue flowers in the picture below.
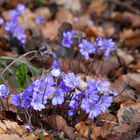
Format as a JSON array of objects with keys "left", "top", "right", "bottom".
[
  {"left": 4, "top": 4, "right": 26, "bottom": 44},
  {"left": 62, "top": 30, "right": 115, "bottom": 59},
  {"left": 10, "top": 64, "right": 117, "bottom": 119}
]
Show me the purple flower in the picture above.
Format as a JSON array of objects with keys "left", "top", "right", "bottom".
[
  {"left": 51, "top": 88, "right": 65, "bottom": 105},
  {"left": 31, "top": 92, "right": 45, "bottom": 111},
  {"left": 79, "top": 39, "right": 95, "bottom": 59},
  {"left": 11, "top": 93, "right": 22, "bottom": 106},
  {"left": 58, "top": 81, "right": 71, "bottom": 92},
  {"left": 62, "top": 30, "right": 76, "bottom": 48},
  {"left": 36, "top": 16, "right": 46, "bottom": 25},
  {"left": 81, "top": 99, "right": 101, "bottom": 119},
  {"left": 0, "top": 18, "right": 4, "bottom": 25},
  {"left": 51, "top": 59, "right": 62, "bottom": 77},
  {"left": 75, "top": 92, "right": 83, "bottom": 101},
  {"left": 21, "top": 96, "right": 32, "bottom": 108},
  {"left": 99, "top": 95, "right": 112, "bottom": 113},
  {"left": 96, "top": 80, "right": 110, "bottom": 93},
  {"left": 0, "top": 84, "right": 10, "bottom": 98},
  {"left": 73, "top": 17, "right": 79, "bottom": 24},
  {"left": 63, "top": 72, "right": 80, "bottom": 89},
  {"left": 51, "top": 69, "right": 61, "bottom": 77},
  {"left": 96, "top": 37, "right": 115, "bottom": 56},
  {"left": 88, "top": 80, "right": 97, "bottom": 90},
  {"left": 17, "top": 4, "right": 25, "bottom": 15},
  {"left": 68, "top": 110, "right": 76, "bottom": 117},
  {"left": 84, "top": 89, "right": 99, "bottom": 102},
  {"left": 109, "top": 90, "right": 118, "bottom": 96},
  {"left": 13, "top": 27, "right": 26, "bottom": 44},
  {"left": 44, "top": 75, "right": 55, "bottom": 87},
  {"left": 86, "top": 19, "right": 94, "bottom": 26},
  {"left": 5, "top": 17, "right": 19, "bottom": 33},
  {"left": 69, "top": 100, "right": 79, "bottom": 109}
]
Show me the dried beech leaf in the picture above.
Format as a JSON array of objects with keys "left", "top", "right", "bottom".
[
  {"left": 3, "top": 120, "right": 24, "bottom": 135},
  {"left": 117, "top": 49, "right": 134, "bottom": 65},
  {"left": 43, "top": 115, "right": 75, "bottom": 139},
  {"left": 75, "top": 121, "right": 88, "bottom": 137},
  {"left": 0, "top": 134, "right": 21, "bottom": 140},
  {"left": 120, "top": 29, "right": 140, "bottom": 49},
  {"left": 88, "top": 0, "right": 108, "bottom": 15},
  {"left": 117, "top": 102, "right": 140, "bottom": 124}
]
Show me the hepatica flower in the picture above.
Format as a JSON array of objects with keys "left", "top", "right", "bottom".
[
  {"left": 5, "top": 17, "right": 19, "bottom": 33},
  {"left": 5, "top": 4, "right": 26, "bottom": 44},
  {"left": 31, "top": 92, "right": 45, "bottom": 111},
  {"left": 79, "top": 39, "right": 95, "bottom": 59},
  {"left": 81, "top": 99, "right": 101, "bottom": 119},
  {"left": 0, "top": 84, "right": 10, "bottom": 98},
  {"left": 13, "top": 27, "right": 26, "bottom": 44},
  {"left": 36, "top": 16, "right": 46, "bottom": 25},
  {"left": 51, "top": 88, "right": 65, "bottom": 105},
  {"left": 0, "top": 18, "right": 4, "bottom": 25},
  {"left": 63, "top": 72, "right": 80, "bottom": 89},
  {"left": 11, "top": 93, "right": 23, "bottom": 106},
  {"left": 96, "top": 80, "right": 110, "bottom": 93},
  {"left": 96, "top": 37, "right": 115, "bottom": 56},
  {"left": 62, "top": 30, "right": 76, "bottom": 48},
  {"left": 51, "top": 59, "right": 62, "bottom": 77}
]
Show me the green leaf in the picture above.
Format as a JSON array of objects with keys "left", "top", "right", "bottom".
[{"left": 15, "top": 64, "right": 31, "bottom": 90}]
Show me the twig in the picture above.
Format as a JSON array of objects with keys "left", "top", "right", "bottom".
[{"left": 108, "top": 0, "right": 140, "bottom": 15}]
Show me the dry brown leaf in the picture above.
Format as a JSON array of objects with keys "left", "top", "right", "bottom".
[
  {"left": 117, "top": 102, "right": 140, "bottom": 124},
  {"left": 75, "top": 121, "right": 88, "bottom": 138},
  {"left": 117, "top": 49, "right": 134, "bottom": 65},
  {"left": 35, "top": 7, "right": 52, "bottom": 20},
  {"left": 43, "top": 115, "right": 75, "bottom": 139},
  {"left": 0, "top": 134, "right": 21, "bottom": 140},
  {"left": 56, "top": 8, "right": 73, "bottom": 24},
  {"left": 0, "top": 121, "right": 6, "bottom": 134},
  {"left": 111, "top": 12, "right": 140, "bottom": 28},
  {"left": 120, "top": 29, "right": 140, "bottom": 49},
  {"left": 88, "top": 0, "right": 108, "bottom": 15},
  {"left": 61, "top": 58, "right": 87, "bottom": 74},
  {"left": 3, "top": 120, "right": 24, "bottom": 135},
  {"left": 85, "top": 25, "right": 104, "bottom": 38},
  {"left": 41, "top": 20, "right": 60, "bottom": 40}
]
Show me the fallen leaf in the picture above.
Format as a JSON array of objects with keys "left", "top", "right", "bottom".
[
  {"left": 88, "top": 0, "right": 108, "bottom": 15},
  {"left": 117, "top": 102, "right": 140, "bottom": 124},
  {"left": 43, "top": 115, "right": 75, "bottom": 139}
]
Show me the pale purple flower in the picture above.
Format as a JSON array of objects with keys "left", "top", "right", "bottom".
[
  {"left": 5, "top": 17, "right": 19, "bottom": 32},
  {"left": 69, "top": 100, "right": 79, "bottom": 109},
  {"left": 36, "top": 16, "right": 46, "bottom": 24},
  {"left": 51, "top": 69, "right": 61, "bottom": 77},
  {"left": 79, "top": 39, "right": 95, "bottom": 59},
  {"left": 11, "top": 94, "right": 22, "bottom": 106},
  {"left": 0, "top": 18, "right": 4, "bottom": 25},
  {"left": 68, "top": 110, "right": 76, "bottom": 117},
  {"left": 31, "top": 93, "right": 45, "bottom": 111},
  {"left": 0, "top": 84, "right": 10, "bottom": 98},
  {"left": 51, "top": 88, "right": 65, "bottom": 105},
  {"left": 63, "top": 72, "right": 80, "bottom": 89},
  {"left": 96, "top": 37, "right": 115, "bottom": 56},
  {"left": 17, "top": 4, "right": 25, "bottom": 15},
  {"left": 81, "top": 99, "right": 101, "bottom": 119},
  {"left": 62, "top": 30, "right": 76, "bottom": 48},
  {"left": 99, "top": 95, "right": 112, "bottom": 113},
  {"left": 13, "top": 27, "right": 26, "bottom": 44},
  {"left": 96, "top": 80, "right": 110, "bottom": 93}
]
